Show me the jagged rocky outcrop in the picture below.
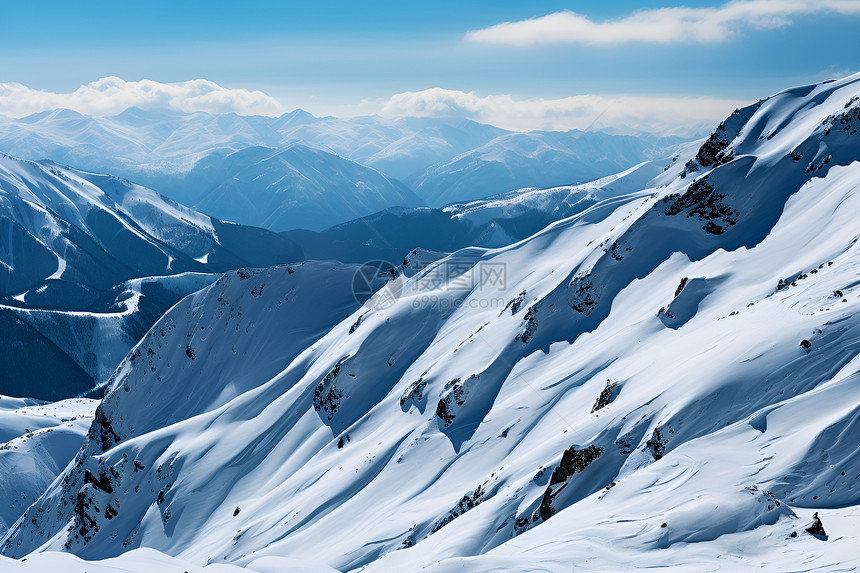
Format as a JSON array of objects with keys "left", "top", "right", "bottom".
[
  {"left": 805, "top": 512, "right": 827, "bottom": 537},
  {"left": 646, "top": 426, "right": 668, "bottom": 461},
  {"left": 435, "top": 375, "right": 480, "bottom": 427},
  {"left": 538, "top": 445, "right": 604, "bottom": 521},
  {"left": 662, "top": 177, "right": 738, "bottom": 235},
  {"left": 313, "top": 357, "right": 350, "bottom": 420},
  {"left": 591, "top": 380, "right": 620, "bottom": 412}
]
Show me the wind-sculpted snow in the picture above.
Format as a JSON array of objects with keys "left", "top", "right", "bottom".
[{"left": 4, "top": 74, "right": 860, "bottom": 571}]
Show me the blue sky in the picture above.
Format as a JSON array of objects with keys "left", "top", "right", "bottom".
[{"left": 1, "top": 1, "right": 858, "bottom": 133}]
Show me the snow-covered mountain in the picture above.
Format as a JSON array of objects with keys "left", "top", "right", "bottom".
[
  {"left": 284, "top": 155, "right": 671, "bottom": 262},
  {"left": 0, "top": 272, "right": 218, "bottom": 400},
  {"left": 154, "top": 145, "right": 425, "bottom": 231},
  {"left": 0, "top": 110, "right": 501, "bottom": 230},
  {"left": 0, "top": 109, "right": 683, "bottom": 230},
  {"left": 268, "top": 113, "right": 510, "bottom": 179},
  {"left": 0, "top": 397, "right": 97, "bottom": 537},
  {"left": 3, "top": 73, "right": 860, "bottom": 572},
  {"left": 0, "top": 152, "right": 302, "bottom": 398},
  {"left": 0, "top": 108, "right": 507, "bottom": 182},
  {"left": 0, "top": 152, "right": 302, "bottom": 307},
  {"left": 409, "top": 130, "right": 684, "bottom": 207}
]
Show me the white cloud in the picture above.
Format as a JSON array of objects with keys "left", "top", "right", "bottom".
[
  {"left": 466, "top": 0, "right": 860, "bottom": 46},
  {"left": 0, "top": 77, "right": 746, "bottom": 136},
  {"left": 382, "top": 88, "right": 748, "bottom": 136},
  {"left": 0, "top": 77, "right": 284, "bottom": 118}
]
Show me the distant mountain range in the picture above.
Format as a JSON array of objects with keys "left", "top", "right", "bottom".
[
  {"left": 152, "top": 144, "right": 424, "bottom": 231},
  {"left": 284, "top": 155, "right": 674, "bottom": 263},
  {"left": 0, "top": 114, "right": 687, "bottom": 399},
  {"left": 409, "top": 130, "right": 684, "bottom": 207},
  {"left": 0, "top": 108, "right": 686, "bottom": 230}
]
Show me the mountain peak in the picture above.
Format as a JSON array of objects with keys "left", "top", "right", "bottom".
[{"left": 276, "top": 108, "right": 319, "bottom": 127}]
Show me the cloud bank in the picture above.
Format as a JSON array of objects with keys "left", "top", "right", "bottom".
[
  {"left": 0, "top": 77, "right": 747, "bottom": 135},
  {"left": 466, "top": 0, "right": 860, "bottom": 46},
  {"left": 0, "top": 77, "right": 284, "bottom": 118},
  {"left": 382, "top": 88, "right": 747, "bottom": 136}
]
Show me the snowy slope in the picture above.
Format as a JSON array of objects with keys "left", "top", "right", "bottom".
[
  {"left": 3, "top": 73, "right": 860, "bottom": 572},
  {"left": 0, "top": 152, "right": 302, "bottom": 307},
  {"left": 0, "top": 272, "right": 218, "bottom": 400},
  {"left": 442, "top": 154, "right": 674, "bottom": 244},
  {"left": 0, "top": 547, "right": 337, "bottom": 572},
  {"left": 0, "top": 397, "right": 96, "bottom": 537},
  {"left": 409, "top": 130, "right": 684, "bottom": 206}
]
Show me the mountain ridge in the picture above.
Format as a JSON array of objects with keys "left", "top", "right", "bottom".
[
  {"left": 2, "top": 73, "right": 859, "bottom": 571},
  {"left": 0, "top": 109, "right": 686, "bottom": 229},
  {"left": 0, "top": 151, "right": 302, "bottom": 398},
  {"left": 409, "top": 129, "right": 685, "bottom": 206}
]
